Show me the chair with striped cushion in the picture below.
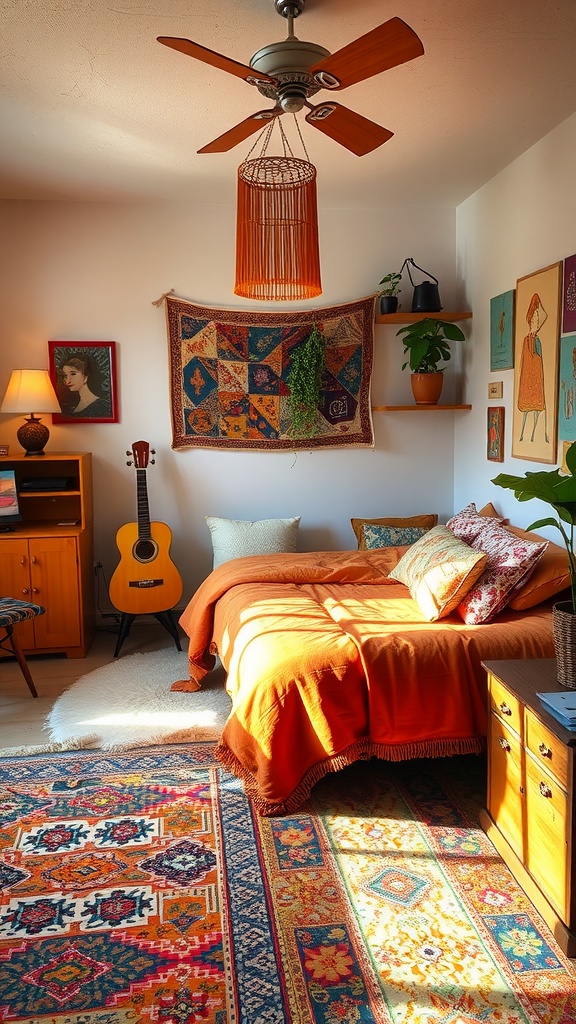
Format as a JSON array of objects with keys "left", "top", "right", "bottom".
[{"left": 0, "top": 598, "right": 46, "bottom": 698}]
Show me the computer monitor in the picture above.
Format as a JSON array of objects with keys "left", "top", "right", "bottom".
[{"left": 0, "top": 469, "right": 22, "bottom": 531}]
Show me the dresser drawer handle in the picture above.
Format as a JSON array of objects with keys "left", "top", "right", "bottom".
[
  {"left": 539, "top": 782, "right": 553, "bottom": 799},
  {"left": 498, "top": 737, "right": 511, "bottom": 752},
  {"left": 499, "top": 701, "right": 512, "bottom": 716},
  {"left": 538, "top": 742, "right": 552, "bottom": 759}
]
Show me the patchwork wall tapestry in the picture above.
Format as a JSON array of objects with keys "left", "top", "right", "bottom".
[{"left": 165, "top": 294, "right": 375, "bottom": 450}]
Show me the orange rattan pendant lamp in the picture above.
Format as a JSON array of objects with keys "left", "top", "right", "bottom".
[{"left": 234, "top": 118, "right": 322, "bottom": 301}]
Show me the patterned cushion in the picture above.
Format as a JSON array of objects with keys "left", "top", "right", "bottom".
[
  {"left": 361, "top": 524, "right": 429, "bottom": 549},
  {"left": 388, "top": 525, "right": 488, "bottom": 622},
  {"left": 503, "top": 525, "right": 570, "bottom": 610},
  {"left": 0, "top": 598, "right": 45, "bottom": 625},
  {"left": 457, "top": 519, "right": 548, "bottom": 624},
  {"left": 351, "top": 514, "right": 438, "bottom": 550},
  {"left": 206, "top": 516, "right": 300, "bottom": 569},
  {"left": 446, "top": 502, "right": 504, "bottom": 544}
]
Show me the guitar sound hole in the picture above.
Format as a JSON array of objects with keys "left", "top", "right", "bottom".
[{"left": 133, "top": 539, "right": 158, "bottom": 563}]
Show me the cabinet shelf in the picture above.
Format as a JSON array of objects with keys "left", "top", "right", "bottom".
[
  {"left": 372, "top": 404, "right": 472, "bottom": 411},
  {"left": 375, "top": 310, "right": 472, "bottom": 324}
]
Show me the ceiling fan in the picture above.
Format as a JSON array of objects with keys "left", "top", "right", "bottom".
[{"left": 157, "top": 0, "right": 424, "bottom": 157}]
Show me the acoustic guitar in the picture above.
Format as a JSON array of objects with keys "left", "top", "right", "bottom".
[{"left": 109, "top": 441, "right": 183, "bottom": 615}]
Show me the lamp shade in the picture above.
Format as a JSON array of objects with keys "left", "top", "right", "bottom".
[
  {"left": 1, "top": 369, "right": 61, "bottom": 456},
  {"left": 1, "top": 369, "right": 61, "bottom": 414},
  {"left": 234, "top": 156, "right": 322, "bottom": 301}
]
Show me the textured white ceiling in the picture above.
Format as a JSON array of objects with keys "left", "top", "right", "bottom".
[{"left": 1, "top": 0, "right": 575, "bottom": 206}]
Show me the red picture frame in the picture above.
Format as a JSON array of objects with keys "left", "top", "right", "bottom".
[{"left": 48, "top": 341, "right": 119, "bottom": 423}]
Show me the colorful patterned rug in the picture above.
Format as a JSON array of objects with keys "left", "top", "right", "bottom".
[
  {"left": 164, "top": 294, "right": 375, "bottom": 450},
  {"left": 0, "top": 748, "right": 574, "bottom": 1022}
]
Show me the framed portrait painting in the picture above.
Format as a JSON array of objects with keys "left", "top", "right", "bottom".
[
  {"left": 487, "top": 406, "right": 504, "bottom": 462},
  {"left": 511, "top": 263, "right": 562, "bottom": 464},
  {"left": 490, "top": 289, "right": 515, "bottom": 371},
  {"left": 48, "top": 341, "right": 119, "bottom": 423}
]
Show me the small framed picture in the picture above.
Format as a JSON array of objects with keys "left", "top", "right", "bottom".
[
  {"left": 487, "top": 406, "right": 505, "bottom": 462},
  {"left": 48, "top": 341, "right": 119, "bottom": 423},
  {"left": 488, "top": 381, "right": 503, "bottom": 400},
  {"left": 490, "top": 290, "right": 515, "bottom": 370}
]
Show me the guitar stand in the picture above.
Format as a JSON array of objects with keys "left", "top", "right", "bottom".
[{"left": 113, "top": 610, "right": 182, "bottom": 659}]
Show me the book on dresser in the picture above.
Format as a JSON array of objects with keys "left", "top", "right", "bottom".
[{"left": 537, "top": 690, "right": 576, "bottom": 729}]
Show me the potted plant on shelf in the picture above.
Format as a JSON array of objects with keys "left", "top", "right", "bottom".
[
  {"left": 377, "top": 272, "right": 402, "bottom": 315},
  {"left": 396, "top": 317, "right": 465, "bottom": 405},
  {"left": 492, "top": 440, "right": 576, "bottom": 687}
]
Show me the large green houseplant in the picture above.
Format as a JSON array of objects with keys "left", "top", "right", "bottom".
[
  {"left": 396, "top": 318, "right": 465, "bottom": 404},
  {"left": 492, "top": 440, "right": 576, "bottom": 686}
]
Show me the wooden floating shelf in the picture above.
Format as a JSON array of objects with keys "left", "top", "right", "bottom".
[
  {"left": 372, "top": 404, "right": 472, "bottom": 411},
  {"left": 375, "top": 310, "right": 472, "bottom": 324}
]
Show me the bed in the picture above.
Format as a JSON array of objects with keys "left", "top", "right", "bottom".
[{"left": 176, "top": 534, "right": 564, "bottom": 815}]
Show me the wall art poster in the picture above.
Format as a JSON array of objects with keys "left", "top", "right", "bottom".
[
  {"left": 487, "top": 406, "right": 504, "bottom": 462},
  {"left": 512, "top": 263, "right": 562, "bottom": 464},
  {"left": 563, "top": 253, "right": 576, "bottom": 334},
  {"left": 558, "top": 333, "right": 576, "bottom": 443},
  {"left": 490, "top": 289, "right": 515, "bottom": 371},
  {"left": 164, "top": 295, "right": 375, "bottom": 451},
  {"left": 48, "top": 341, "right": 119, "bottom": 423},
  {"left": 488, "top": 381, "right": 503, "bottom": 399}
]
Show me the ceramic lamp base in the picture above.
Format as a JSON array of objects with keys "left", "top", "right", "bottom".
[{"left": 17, "top": 415, "right": 49, "bottom": 456}]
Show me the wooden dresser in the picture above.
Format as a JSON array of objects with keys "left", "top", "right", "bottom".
[
  {"left": 481, "top": 659, "right": 576, "bottom": 956},
  {"left": 0, "top": 452, "right": 95, "bottom": 658}
]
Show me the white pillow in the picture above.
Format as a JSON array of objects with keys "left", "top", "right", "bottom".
[{"left": 206, "top": 516, "right": 301, "bottom": 569}]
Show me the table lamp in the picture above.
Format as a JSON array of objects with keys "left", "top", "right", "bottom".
[{"left": 0, "top": 369, "right": 61, "bottom": 456}]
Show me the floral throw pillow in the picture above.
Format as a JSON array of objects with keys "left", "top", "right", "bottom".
[
  {"left": 446, "top": 502, "right": 504, "bottom": 544},
  {"left": 389, "top": 524, "right": 488, "bottom": 622},
  {"left": 457, "top": 519, "right": 548, "bottom": 624},
  {"left": 361, "top": 524, "right": 429, "bottom": 549}
]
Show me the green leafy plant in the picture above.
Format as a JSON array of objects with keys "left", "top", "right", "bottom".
[
  {"left": 287, "top": 323, "right": 326, "bottom": 435},
  {"left": 378, "top": 271, "right": 402, "bottom": 297},
  {"left": 492, "top": 440, "right": 576, "bottom": 613},
  {"left": 397, "top": 318, "right": 465, "bottom": 373}
]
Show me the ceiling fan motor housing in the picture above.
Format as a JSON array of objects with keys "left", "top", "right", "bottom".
[{"left": 250, "top": 38, "right": 331, "bottom": 110}]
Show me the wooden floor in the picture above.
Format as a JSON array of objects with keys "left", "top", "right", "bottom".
[{"left": 0, "top": 620, "right": 183, "bottom": 750}]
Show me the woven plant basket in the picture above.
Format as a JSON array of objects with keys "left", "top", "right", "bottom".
[{"left": 553, "top": 600, "right": 576, "bottom": 688}]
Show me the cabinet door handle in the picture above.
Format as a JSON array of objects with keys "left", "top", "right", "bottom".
[
  {"left": 20, "top": 556, "right": 26, "bottom": 566},
  {"left": 499, "top": 737, "right": 511, "bottom": 751},
  {"left": 31, "top": 556, "right": 37, "bottom": 564},
  {"left": 538, "top": 742, "right": 552, "bottom": 759},
  {"left": 499, "top": 701, "right": 512, "bottom": 716},
  {"left": 32, "top": 587, "right": 39, "bottom": 594},
  {"left": 22, "top": 587, "right": 29, "bottom": 595},
  {"left": 539, "top": 781, "right": 553, "bottom": 799}
]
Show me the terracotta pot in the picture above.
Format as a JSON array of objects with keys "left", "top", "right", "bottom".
[
  {"left": 553, "top": 600, "right": 576, "bottom": 688},
  {"left": 410, "top": 371, "right": 444, "bottom": 405}
]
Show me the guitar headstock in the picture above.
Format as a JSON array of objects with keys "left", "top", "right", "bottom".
[{"left": 126, "top": 441, "right": 156, "bottom": 468}]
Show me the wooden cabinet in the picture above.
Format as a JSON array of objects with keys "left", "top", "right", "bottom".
[
  {"left": 0, "top": 453, "right": 95, "bottom": 658},
  {"left": 481, "top": 659, "right": 576, "bottom": 956}
]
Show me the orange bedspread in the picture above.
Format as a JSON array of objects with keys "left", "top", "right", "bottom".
[{"left": 178, "top": 549, "right": 556, "bottom": 815}]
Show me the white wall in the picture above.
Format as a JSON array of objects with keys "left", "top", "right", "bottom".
[
  {"left": 455, "top": 112, "right": 576, "bottom": 536},
  {"left": 0, "top": 197, "right": 458, "bottom": 602}
]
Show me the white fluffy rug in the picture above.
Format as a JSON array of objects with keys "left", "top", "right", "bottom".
[{"left": 32, "top": 649, "right": 230, "bottom": 754}]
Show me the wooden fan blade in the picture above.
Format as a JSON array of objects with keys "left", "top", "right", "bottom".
[
  {"left": 310, "top": 18, "right": 424, "bottom": 90},
  {"left": 157, "top": 37, "right": 276, "bottom": 86},
  {"left": 198, "top": 109, "right": 282, "bottom": 154},
  {"left": 305, "top": 102, "right": 393, "bottom": 156}
]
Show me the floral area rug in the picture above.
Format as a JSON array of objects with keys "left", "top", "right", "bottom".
[{"left": 0, "top": 747, "right": 574, "bottom": 1022}]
